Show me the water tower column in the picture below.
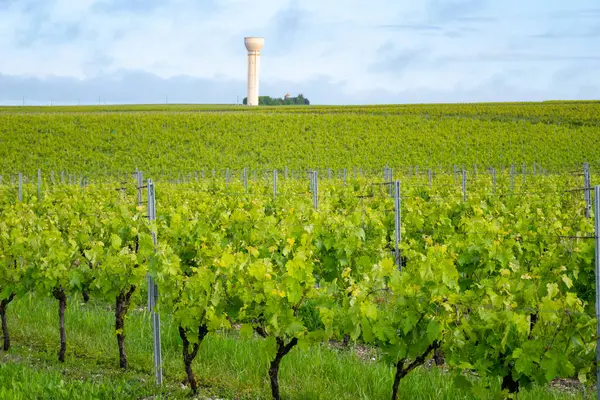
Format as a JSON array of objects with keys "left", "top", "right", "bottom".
[
  {"left": 247, "top": 50, "right": 259, "bottom": 106},
  {"left": 244, "top": 37, "right": 265, "bottom": 106}
]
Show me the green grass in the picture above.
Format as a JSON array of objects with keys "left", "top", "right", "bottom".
[{"left": 0, "top": 294, "right": 593, "bottom": 399}]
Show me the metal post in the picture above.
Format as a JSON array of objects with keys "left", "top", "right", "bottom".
[
  {"left": 61, "top": 171, "right": 65, "bottom": 184},
  {"left": 225, "top": 168, "right": 230, "bottom": 189},
  {"left": 415, "top": 165, "right": 419, "bottom": 175},
  {"left": 273, "top": 169, "right": 277, "bottom": 201},
  {"left": 147, "top": 275, "right": 154, "bottom": 315},
  {"left": 492, "top": 168, "right": 497, "bottom": 192},
  {"left": 594, "top": 185, "right": 600, "bottom": 400},
  {"left": 243, "top": 167, "right": 248, "bottom": 192},
  {"left": 394, "top": 181, "right": 402, "bottom": 271},
  {"left": 522, "top": 163, "right": 526, "bottom": 185},
  {"left": 147, "top": 181, "right": 155, "bottom": 314},
  {"left": 585, "top": 163, "right": 591, "bottom": 219},
  {"left": 313, "top": 172, "right": 318, "bottom": 210},
  {"left": 37, "top": 169, "right": 41, "bottom": 201},
  {"left": 389, "top": 168, "right": 394, "bottom": 197},
  {"left": 428, "top": 168, "right": 432, "bottom": 188},
  {"left": 474, "top": 164, "right": 477, "bottom": 179},
  {"left": 328, "top": 168, "right": 332, "bottom": 179},
  {"left": 343, "top": 168, "right": 347, "bottom": 187},
  {"left": 18, "top": 173, "right": 23, "bottom": 202},
  {"left": 510, "top": 164, "right": 515, "bottom": 191},
  {"left": 137, "top": 171, "right": 144, "bottom": 207},
  {"left": 147, "top": 179, "right": 163, "bottom": 385},
  {"left": 462, "top": 170, "right": 467, "bottom": 201}
]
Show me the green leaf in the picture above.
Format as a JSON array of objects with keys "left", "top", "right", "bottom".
[
  {"left": 578, "top": 367, "right": 590, "bottom": 384},
  {"left": 285, "top": 320, "right": 305, "bottom": 337},
  {"left": 360, "top": 302, "right": 378, "bottom": 321},
  {"left": 453, "top": 374, "right": 473, "bottom": 390},
  {"left": 240, "top": 324, "right": 254, "bottom": 339},
  {"left": 220, "top": 252, "right": 235, "bottom": 268},
  {"left": 560, "top": 275, "right": 573, "bottom": 289},
  {"left": 427, "top": 320, "right": 440, "bottom": 343},
  {"left": 546, "top": 283, "right": 559, "bottom": 299},
  {"left": 297, "top": 337, "right": 310, "bottom": 351},
  {"left": 110, "top": 234, "right": 122, "bottom": 250},
  {"left": 361, "top": 317, "right": 374, "bottom": 343}
]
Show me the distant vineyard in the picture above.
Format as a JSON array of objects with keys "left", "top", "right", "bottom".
[{"left": 0, "top": 102, "right": 599, "bottom": 177}]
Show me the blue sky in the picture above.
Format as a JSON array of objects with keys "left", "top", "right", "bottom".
[{"left": 0, "top": 0, "right": 598, "bottom": 105}]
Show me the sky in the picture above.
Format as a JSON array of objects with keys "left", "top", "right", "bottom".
[{"left": 0, "top": 0, "right": 598, "bottom": 105}]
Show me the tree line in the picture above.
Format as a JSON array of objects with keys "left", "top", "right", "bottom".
[{"left": 243, "top": 94, "right": 310, "bottom": 105}]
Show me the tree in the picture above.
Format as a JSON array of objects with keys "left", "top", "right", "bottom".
[{"left": 242, "top": 95, "right": 310, "bottom": 106}]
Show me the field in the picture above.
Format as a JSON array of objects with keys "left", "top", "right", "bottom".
[
  {"left": 0, "top": 102, "right": 599, "bottom": 400},
  {"left": 1, "top": 101, "right": 599, "bottom": 178}
]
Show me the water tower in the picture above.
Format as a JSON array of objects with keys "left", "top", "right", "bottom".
[{"left": 244, "top": 37, "right": 264, "bottom": 106}]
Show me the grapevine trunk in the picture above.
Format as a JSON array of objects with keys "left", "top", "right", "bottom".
[
  {"left": 433, "top": 348, "right": 445, "bottom": 366},
  {"left": 53, "top": 287, "right": 67, "bottom": 362},
  {"left": 342, "top": 333, "right": 350, "bottom": 348},
  {"left": 115, "top": 285, "right": 136, "bottom": 369},
  {"left": 501, "top": 374, "right": 520, "bottom": 397},
  {"left": 178, "top": 325, "right": 209, "bottom": 394},
  {"left": 0, "top": 293, "right": 15, "bottom": 351},
  {"left": 268, "top": 337, "right": 298, "bottom": 400},
  {"left": 391, "top": 341, "right": 439, "bottom": 400}
]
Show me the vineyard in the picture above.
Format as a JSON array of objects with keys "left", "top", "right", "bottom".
[
  {"left": 0, "top": 102, "right": 599, "bottom": 399},
  {"left": 1, "top": 101, "right": 600, "bottom": 177}
]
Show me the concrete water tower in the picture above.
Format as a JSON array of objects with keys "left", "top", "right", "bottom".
[{"left": 244, "top": 37, "right": 264, "bottom": 106}]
